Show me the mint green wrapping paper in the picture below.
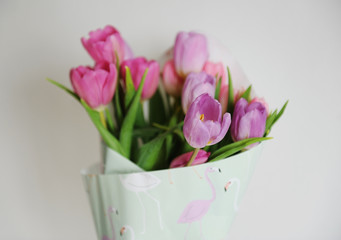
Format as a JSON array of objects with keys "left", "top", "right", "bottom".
[{"left": 81, "top": 143, "right": 264, "bottom": 240}]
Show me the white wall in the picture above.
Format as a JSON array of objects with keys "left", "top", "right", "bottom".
[{"left": 1, "top": 0, "right": 340, "bottom": 239}]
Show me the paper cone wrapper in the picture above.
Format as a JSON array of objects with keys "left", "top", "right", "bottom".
[{"left": 81, "top": 143, "right": 264, "bottom": 240}]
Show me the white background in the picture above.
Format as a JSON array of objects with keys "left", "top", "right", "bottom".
[{"left": 1, "top": 0, "right": 340, "bottom": 239}]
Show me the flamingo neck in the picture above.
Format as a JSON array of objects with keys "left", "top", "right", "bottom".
[
  {"left": 205, "top": 170, "right": 216, "bottom": 202},
  {"left": 125, "top": 225, "right": 135, "bottom": 240},
  {"left": 231, "top": 178, "right": 241, "bottom": 211}
]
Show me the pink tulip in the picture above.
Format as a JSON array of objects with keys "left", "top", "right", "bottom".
[
  {"left": 162, "top": 60, "right": 184, "bottom": 97},
  {"left": 70, "top": 64, "right": 117, "bottom": 110},
  {"left": 81, "top": 25, "right": 132, "bottom": 64},
  {"left": 183, "top": 94, "right": 231, "bottom": 148},
  {"left": 173, "top": 32, "right": 209, "bottom": 78},
  {"left": 203, "top": 61, "right": 228, "bottom": 87},
  {"left": 182, "top": 72, "right": 216, "bottom": 113},
  {"left": 170, "top": 150, "right": 210, "bottom": 168},
  {"left": 120, "top": 57, "right": 160, "bottom": 100}
]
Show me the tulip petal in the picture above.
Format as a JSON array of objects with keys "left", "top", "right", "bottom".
[{"left": 210, "top": 112, "right": 231, "bottom": 145}]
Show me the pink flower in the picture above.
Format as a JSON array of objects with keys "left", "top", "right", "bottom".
[
  {"left": 182, "top": 72, "right": 216, "bottom": 113},
  {"left": 170, "top": 150, "right": 210, "bottom": 168},
  {"left": 81, "top": 25, "right": 132, "bottom": 65},
  {"left": 173, "top": 32, "right": 209, "bottom": 78},
  {"left": 162, "top": 60, "right": 184, "bottom": 97},
  {"left": 70, "top": 64, "right": 117, "bottom": 110},
  {"left": 120, "top": 57, "right": 160, "bottom": 100},
  {"left": 250, "top": 97, "right": 269, "bottom": 115},
  {"left": 203, "top": 61, "right": 228, "bottom": 87},
  {"left": 231, "top": 98, "right": 267, "bottom": 144},
  {"left": 183, "top": 94, "right": 231, "bottom": 148}
]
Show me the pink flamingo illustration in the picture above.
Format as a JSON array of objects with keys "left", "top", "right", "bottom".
[
  {"left": 178, "top": 166, "right": 221, "bottom": 240},
  {"left": 119, "top": 173, "right": 164, "bottom": 234},
  {"left": 224, "top": 178, "right": 241, "bottom": 211},
  {"left": 102, "top": 206, "right": 119, "bottom": 240}
]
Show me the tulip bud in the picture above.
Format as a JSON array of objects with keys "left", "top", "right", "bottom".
[
  {"left": 183, "top": 94, "right": 231, "bottom": 148},
  {"left": 250, "top": 97, "right": 269, "bottom": 115},
  {"left": 182, "top": 72, "right": 216, "bottom": 113},
  {"left": 231, "top": 98, "right": 267, "bottom": 145},
  {"left": 162, "top": 60, "right": 184, "bottom": 97},
  {"left": 173, "top": 32, "right": 209, "bottom": 78},
  {"left": 170, "top": 150, "right": 210, "bottom": 168},
  {"left": 120, "top": 57, "right": 160, "bottom": 100},
  {"left": 70, "top": 64, "right": 117, "bottom": 110},
  {"left": 203, "top": 61, "right": 228, "bottom": 87},
  {"left": 81, "top": 25, "right": 133, "bottom": 64}
]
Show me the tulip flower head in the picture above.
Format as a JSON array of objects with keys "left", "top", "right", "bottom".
[
  {"left": 183, "top": 94, "right": 231, "bottom": 148},
  {"left": 174, "top": 31, "right": 209, "bottom": 78},
  {"left": 120, "top": 57, "right": 160, "bottom": 100},
  {"left": 170, "top": 150, "right": 210, "bottom": 168},
  {"left": 81, "top": 25, "right": 132, "bottom": 65},
  {"left": 231, "top": 98, "right": 267, "bottom": 143},
  {"left": 182, "top": 72, "right": 216, "bottom": 114},
  {"left": 70, "top": 64, "right": 117, "bottom": 110},
  {"left": 162, "top": 60, "right": 184, "bottom": 97},
  {"left": 203, "top": 61, "right": 228, "bottom": 87}
]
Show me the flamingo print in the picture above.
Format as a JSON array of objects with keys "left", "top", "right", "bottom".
[
  {"left": 177, "top": 166, "right": 221, "bottom": 240},
  {"left": 224, "top": 178, "right": 241, "bottom": 211},
  {"left": 102, "top": 206, "right": 119, "bottom": 240},
  {"left": 119, "top": 173, "right": 164, "bottom": 234}
]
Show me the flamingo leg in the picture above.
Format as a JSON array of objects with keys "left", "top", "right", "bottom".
[
  {"left": 184, "top": 223, "right": 191, "bottom": 240},
  {"left": 200, "top": 219, "right": 204, "bottom": 240},
  {"left": 136, "top": 192, "right": 146, "bottom": 234},
  {"left": 144, "top": 191, "right": 164, "bottom": 230}
]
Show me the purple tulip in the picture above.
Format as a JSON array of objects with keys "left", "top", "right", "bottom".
[
  {"left": 231, "top": 98, "right": 267, "bottom": 143},
  {"left": 70, "top": 64, "right": 117, "bottom": 110},
  {"left": 81, "top": 25, "right": 132, "bottom": 64},
  {"left": 120, "top": 57, "right": 160, "bottom": 100},
  {"left": 183, "top": 94, "right": 231, "bottom": 148},
  {"left": 170, "top": 150, "right": 210, "bottom": 168},
  {"left": 182, "top": 72, "right": 216, "bottom": 113},
  {"left": 173, "top": 32, "right": 209, "bottom": 78}
]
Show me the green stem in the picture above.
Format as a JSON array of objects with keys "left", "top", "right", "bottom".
[
  {"left": 99, "top": 110, "right": 107, "bottom": 129},
  {"left": 105, "top": 107, "right": 114, "bottom": 132},
  {"left": 187, "top": 148, "right": 200, "bottom": 166}
]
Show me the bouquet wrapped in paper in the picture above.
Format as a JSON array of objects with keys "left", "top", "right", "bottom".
[{"left": 48, "top": 25, "right": 287, "bottom": 240}]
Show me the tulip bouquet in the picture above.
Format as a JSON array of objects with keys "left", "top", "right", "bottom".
[
  {"left": 48, "top": 25, "right": 287, "bottom": 239},
  {"left": 48, "top": 25, "right": 287, "bottom": 171}
]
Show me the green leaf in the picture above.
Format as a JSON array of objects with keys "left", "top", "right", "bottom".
[
  {"left": 124, "top": 67, "right": 136, "bottom": 109},
  {"left": 119, "top": 69, "right": 148, "bottom": 158},
  {"left": 105, "top": 107, "right": 115, "bottom": 133},
  {"left": 273, "top": 100, "right": 289, "bottom": 125},
  {"left": 264, "top": 110, "right": 277, "bottom": 136},
  {"left": 149, "top": 88, "right": 167, "bottom": 125},
  {"left": 226, "top": 66, "right": 234, "bottom": 114},
  {"left": 209, "top": 137, "right": 272, "bottom": 161},
  {"left": 241, "top": 85, "right": 252, "bottom": 101},
  {"left": 80, "top": 99, "right": 125, "bottom": 156},
  {"left": 114, "top": 85, "right": 123, "bottom": 129},
  {"left": 46, "top": 78, "right": 80, "bottom": 101},
  {"left": 133, "top": 127, "right": 162, "bottom": 137},
  {"left": 215, "top": 77, "right": 222, "bottom": 100},
  {"left": 136, "top": 124, "right": 180, "bottom": 170}
]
